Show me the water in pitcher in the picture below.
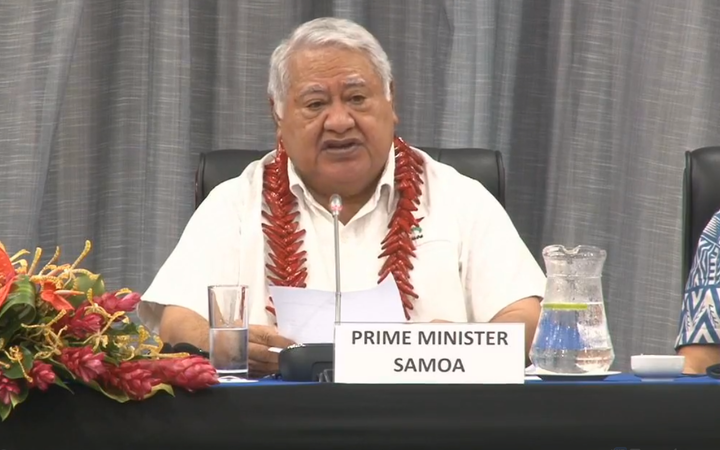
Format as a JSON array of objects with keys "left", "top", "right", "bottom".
[
  {"left": 530, "top": 245, "right": 615, "bottom": 374},
  {"left": 531, "top": 302, "right": 613, "bottom": 373}
]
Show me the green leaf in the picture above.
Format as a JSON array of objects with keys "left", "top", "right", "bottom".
[
  {"left": 10, "top": 386, "right": 28, "bottom": 408},
  {"left": 144, "top": 383, "right": 174, "bottom": 399},
  {"left": 66, "top": 274, "right": 105, "bottom": 307},
  {"left": 0, "top": 402, "right": 10, "bottom": 421},
  {"left": 48, "top": 360, "right": 79, "bottom": 393},
  {"left": 105, "top": 321, "right": 139, "bottom": 336},
  {"left": 102, "top": 354, "right": 121, "bottom": 365},
  {"left": 2, "top": 347, "right": 34, "bottom": 380},
  {"left": 48, "top": 360, "right": 73, "bottom": 379},
  {"left": 53, "top": 376, "right": 73, "bottom": 393},
  {"left": 86, "top": 380, "right": 129, "bottom": 403},
  {"left": 0, "top": 276, "right": 37, "bottom": 343}
]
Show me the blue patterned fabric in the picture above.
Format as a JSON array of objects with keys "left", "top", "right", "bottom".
[{"left": 676, "top": 211, "right": 720, "bottom": 347}]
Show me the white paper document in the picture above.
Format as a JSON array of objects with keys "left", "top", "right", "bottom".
[{"left": 269, "top": 276, "right": 407, "bottom": 343}]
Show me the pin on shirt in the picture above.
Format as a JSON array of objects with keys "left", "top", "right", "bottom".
[{"left": 411, "top": 225, "right": 423, "bottom": 241}]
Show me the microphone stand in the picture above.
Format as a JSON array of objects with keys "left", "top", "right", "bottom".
[
  {"left": 329, "top": 194, "right": 343, "bottom": 383},
  {"left": 330, "top": 194, "right": 343, "bottom": 324}
]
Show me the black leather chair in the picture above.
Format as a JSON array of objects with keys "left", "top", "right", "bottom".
[
  {"left": 195, "top": 147, "right": 505, "bottom": 209},
  {"left": 682, "top": 146, "right": 720, "bottom": 289}
]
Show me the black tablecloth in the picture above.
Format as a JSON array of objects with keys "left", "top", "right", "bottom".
[{"left": 1, "top": 381, "right": 717, "bottom": 450}]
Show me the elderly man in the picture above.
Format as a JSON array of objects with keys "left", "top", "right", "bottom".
[
  {"left": 676, "top": 210, "right": 720, "bottom": 373},
  {"left": 138, "top": 17, "right": 546, "bottom": 377}
]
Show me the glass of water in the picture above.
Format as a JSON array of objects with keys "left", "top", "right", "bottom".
[{"left": 208, "top": 285, "right": 249, "bottom": 379}]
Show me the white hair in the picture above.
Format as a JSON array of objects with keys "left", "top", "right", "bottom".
[{"left": 268, "top": 17, "right": 393, "bottom": 118}]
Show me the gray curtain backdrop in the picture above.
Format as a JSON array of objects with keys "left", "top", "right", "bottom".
[{"left": 2, "top": 0, "right": 720, "bottom": 371}]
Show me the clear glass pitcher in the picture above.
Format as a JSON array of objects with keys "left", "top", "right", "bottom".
[{"left": 529, "top": 245, "right": 614, "bottom": 374}]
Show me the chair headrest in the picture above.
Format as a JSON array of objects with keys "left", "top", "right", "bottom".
[{"left": 195, "top": 147, "right": 505, "bottom": 208}]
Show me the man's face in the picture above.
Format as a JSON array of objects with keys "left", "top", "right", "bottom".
[{"left": 274, "top": 46, "right": 398, "bottom": 202}]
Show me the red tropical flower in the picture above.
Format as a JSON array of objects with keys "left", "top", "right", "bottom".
[
  {"left": 0, "top": 373, "right": 20, "bottom": 405},
  {"left": 56, "top": 303, "right": 104, "bottom": 338},
  {"left": 139, "top": 356, "right": 218, "bottom": 392},
  {"left": 0, "top": 277, "right": 14, "bottom": 312},
  {"left": 101, "top": 361, "right": 161, "bottom": 400},
  {"left": 0, "top": 247, "right": 16, "bottom": 310},
  {"left": 94, "top": 292, "right": 141, "bottom": 315},
  {"left": 40, "top": 281, "right": 74, "bottom": 311},
  {"left": 28, "top": 360, "right": 56, "bottom": 391},
  {"left": 59, "top": 346, "right": 106, "bottom": 383}
]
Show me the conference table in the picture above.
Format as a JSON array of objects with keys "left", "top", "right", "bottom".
[{"left": 1, "top": 374, "right": 717, "bottom": 450}]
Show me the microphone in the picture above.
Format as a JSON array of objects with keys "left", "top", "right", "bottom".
[{"left": 330, "top": 194, "right": 343, "bottom": 324}]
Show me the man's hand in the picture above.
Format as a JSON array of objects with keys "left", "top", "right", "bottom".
[
  {"left": 490, "top": 297, "right": 542, "bottom": 364},
  {"left": 248, "top": 325, "right": 295, "bottom": 378}
]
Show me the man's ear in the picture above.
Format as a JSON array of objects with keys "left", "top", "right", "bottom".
[
  {"left": 269, "top": 98, "right": 281, "bottom": 126},
  {"left": 389, "top": 81, "right": 399, "bottom": 125}
]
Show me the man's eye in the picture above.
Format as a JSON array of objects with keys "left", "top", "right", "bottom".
[
  {"left": 350, "top": 96, "right": 365, "bottom": 104},
  {"left": 307, "top": 102, "right": 323, "bottom": 109}
]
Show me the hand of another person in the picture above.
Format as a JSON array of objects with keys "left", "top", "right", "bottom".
[{"left": 248, "top": 325, "right": 295, "bottom": 378}]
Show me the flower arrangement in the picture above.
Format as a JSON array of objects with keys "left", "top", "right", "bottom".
[{"left": 0, "top": 240, "right": 218, "bottom": 420}]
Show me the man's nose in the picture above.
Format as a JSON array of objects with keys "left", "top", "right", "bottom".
[{"left": 323, "top": 102, "right": 355, "bottom": 134}]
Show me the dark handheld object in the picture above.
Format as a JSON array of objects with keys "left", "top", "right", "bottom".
[
  {"left": 278, "top": 343, "right": 334, "bottom": 382},
  {"left": 166, "top": 342, "right": 210, "bottom": 358},
  {"left": 706, "top": 364, "right": 720, "bottom": 379}
]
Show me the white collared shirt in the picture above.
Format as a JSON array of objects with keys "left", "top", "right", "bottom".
[{"left": 138, "top": 147, "right": 547, "bottom": 334}]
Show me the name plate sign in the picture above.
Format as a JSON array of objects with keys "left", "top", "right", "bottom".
[{"left": 333, "top": 322, "right": 525, "bottom": 384}]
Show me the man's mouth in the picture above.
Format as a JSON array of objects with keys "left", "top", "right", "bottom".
[{"left": 322, "top": 139, "right": 362, "bottom": 152}]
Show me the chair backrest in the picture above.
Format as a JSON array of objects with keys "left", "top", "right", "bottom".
[
  {"left": 682, "top": 146, "right": 720, "bottom": 288},
  {"left": 195, "top": 147, "right": 505, "bottom": 209}
]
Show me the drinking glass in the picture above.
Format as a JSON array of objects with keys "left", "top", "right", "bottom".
[{"left": 208, "top": 285, "right": 249, "bottom": 379}]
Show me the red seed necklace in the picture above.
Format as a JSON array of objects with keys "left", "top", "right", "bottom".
[{"left": 261, "top": 136, "right": 424, "bottom": 320}]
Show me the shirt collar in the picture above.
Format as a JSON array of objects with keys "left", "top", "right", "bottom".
[{"left": 287, "top": 145, "right": 397, "bottom": 213}]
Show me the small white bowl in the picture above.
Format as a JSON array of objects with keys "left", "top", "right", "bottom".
[{"left": 631, "top": 355, "right": 685, "bottom": 380}]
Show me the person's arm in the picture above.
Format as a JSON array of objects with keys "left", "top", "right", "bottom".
[
  {"left": 137, "top": 179, "right": 245, "bottom": 341},
  {"left": 159, "top": 305, "right": 294, "bottom": 377},
  {"left": 678, "top": 345, "right": 720, "bottom": 374},
  {"left": 675, "top": 212, "right": 720, "bottom": 374},
  {"left": 139, "top": 171, "right": 295, "bottom": 377},
  {"left": 159, "top": 305, "right": 212, "bottom": 350},
  {"left": 459, "top": 180, "right": 546, "bottom": 359}
]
